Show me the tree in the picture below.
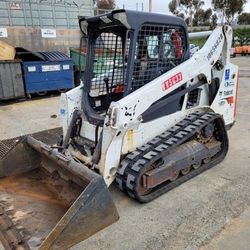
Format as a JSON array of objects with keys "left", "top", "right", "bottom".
[
  {"left": 193, "top": 8, "right": 212, "bottom": 26},
  {"left": 193, "top": 9, "right": 205, "bottom": 26},
  {"left": 168, "top": 0, "right": 185, "bottom": 19},
  {"left": 169, "top": 0, "right": 178, "bottom": 15},
  {"left": 168, "top": 0, "right": 204, "bottom": 29},
  {"left": 177, "top": 13, "right": 185, "bottom": 19},
  {"left": 210, "top": 13, "right": 218, "bottom": 29},
  {"left": 212, "top": 0, "right": 246, "bottom": 24},
  {"left": 204, "top": 8, "right": 212, "bottom": 24},
  {"left": 97, "top": 0, "right": 115, "bottom": 10},
  {"left": 238, "top": 12, "right": 250, "bottom": 25}
]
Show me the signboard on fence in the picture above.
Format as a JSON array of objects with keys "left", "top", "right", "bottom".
[
  {"left": 41, "top": 29, "right": 57, "bottom": 38},
  {"left": 10, "top": 2, "right": 22, "bottom": 10},
  {"left": 0, "top": 28, "right": 8, "bottom": 37}
]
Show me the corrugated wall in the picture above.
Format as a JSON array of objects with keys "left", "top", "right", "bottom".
[
  {"left": 1, "top": 27, "right": 82, "bottom": 55},
  {"left": 0, "top": 0, "right": 94, "bottom": 54},
  {"left": 0, "top": 0, "right": 94, "bottom": 28}
]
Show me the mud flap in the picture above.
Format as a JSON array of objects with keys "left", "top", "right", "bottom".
[{"left": 0, "top": 135, "right": 119, "bottom": 249}]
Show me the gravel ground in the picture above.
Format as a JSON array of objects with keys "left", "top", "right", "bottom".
[
  {"left": 0, "top": 96, "right": 60, "bottom": 140},
  {"left": 0, "top": 57, "right": 249, "bottom": 250}
]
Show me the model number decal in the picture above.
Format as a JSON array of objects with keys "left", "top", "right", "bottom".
[
  {"left": 224, "top": 81, "right": 234, "bottom": 87},
  {"left": 162, "top": 72, "right": 183, "bottom": 91},
  {"left": 207, "top": 34, "right": 223, "bottom": 61},
  {"left": 224, "top": 89, "right": 233, "bottom": 96}
]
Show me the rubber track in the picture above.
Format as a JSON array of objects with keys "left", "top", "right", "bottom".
[{"left": 116, "top": 111, "right": 229, "bottom": 203}]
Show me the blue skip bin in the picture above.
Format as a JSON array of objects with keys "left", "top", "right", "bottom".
[{"left": 21, "top": 51, "right": 73, "bottom": 95}]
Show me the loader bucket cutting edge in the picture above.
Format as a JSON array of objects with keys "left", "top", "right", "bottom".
[{"left": 0, "top": 135, "right": 119, "bottom": 250}]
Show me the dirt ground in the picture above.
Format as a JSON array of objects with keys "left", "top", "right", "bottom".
[{"left": 0, "top": 57, "right": 250, "bottom": 250}]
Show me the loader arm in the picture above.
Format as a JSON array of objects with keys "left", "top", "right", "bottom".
[
  {"left": 108, "top": 25, "right": 232, "bottom": 130},
  {"left": 98, "top": 25, "right": 236, "bottom": 185}
]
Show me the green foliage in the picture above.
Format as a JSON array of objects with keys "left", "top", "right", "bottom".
[
  {"left": 193, "top": 8, "right": 212, "bottom": 26},
  {"left": 179, "top": 0, "right": 204, "bottom": 9},
  {"left": 168, "top": 0, "right": 205, "bottom": 27},
  {"left": 169, "top": 0, "right": 218, "bottom": 28},
  {"left": 189, "top": 37, "right": 207, "bottom": 48},
  {"left": 97, "top": 0, "right": 115, "bottom": 10},
  {"left": 211, "top": 0, "right": 246, "bottom": 24},
  {"left": 233, "top": 27, "right": 250, "bottom": 46},
  {"left": 238, "top": 13, "right": 250, "bottom": 25},
  {"left": 168, "top": 0, "right": 178, "bottom": 14},
  {"left": 211, "top": 14, "right": 218, "bottom": 29}
]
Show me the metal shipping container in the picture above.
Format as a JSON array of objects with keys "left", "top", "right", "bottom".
[
  {"left": 70, "top": 48, "right": 86, "bottom": 72},
  {"left": 21, "top": 51, "right": 74, "bottom": 94},
  {"left": 0, "top": 60, "right": 25, "bottom": 101}
]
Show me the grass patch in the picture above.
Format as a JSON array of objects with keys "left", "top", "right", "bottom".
[{"left": 189, "top": 37, "right": 208, "bottom": 48}]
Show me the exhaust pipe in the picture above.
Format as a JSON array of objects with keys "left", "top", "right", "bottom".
[{"left": 0, "top": 135, "right": 119, "bottom": 249}]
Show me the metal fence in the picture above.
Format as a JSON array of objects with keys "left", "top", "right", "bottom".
[{"left": 0, "top": 0, "right": 94, "bottom": 28}]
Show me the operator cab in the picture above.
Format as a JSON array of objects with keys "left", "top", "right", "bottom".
[{"left": 79, "top": 9, "right": 189, "bottom": 124}]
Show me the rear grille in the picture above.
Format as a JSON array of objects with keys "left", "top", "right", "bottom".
[{"left": 186, "top": 88, "right": 202, "bottom": 109}]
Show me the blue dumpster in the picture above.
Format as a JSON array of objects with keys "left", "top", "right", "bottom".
[{"left": 21, "top": 51, "right": 73, "bottom": 94}]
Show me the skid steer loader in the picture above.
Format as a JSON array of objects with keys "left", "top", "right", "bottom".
[{"left": 0, "top": 9, "right": 238, "bottom": 249}]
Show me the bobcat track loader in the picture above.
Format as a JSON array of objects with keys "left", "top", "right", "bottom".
[{"left": 0, "top": 9, "right": 238, "bottom": 249}]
